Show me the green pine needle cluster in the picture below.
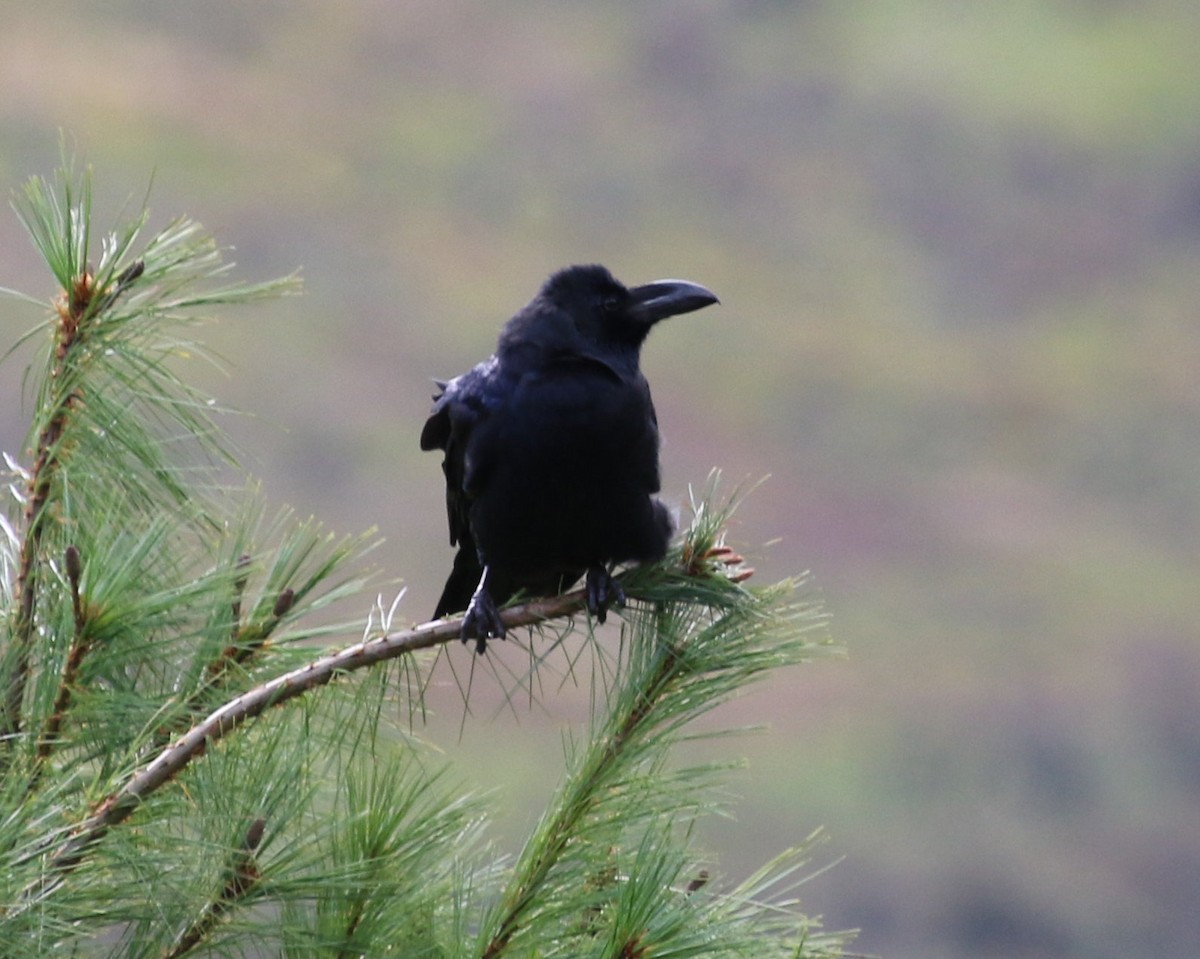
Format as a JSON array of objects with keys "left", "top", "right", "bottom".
[{"left": 0, "top": 160, "right": 850, "bottom": 958}]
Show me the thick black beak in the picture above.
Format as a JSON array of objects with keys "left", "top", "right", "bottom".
[{"left": 629, "top": 279, "right": 719, "bottom": 325}]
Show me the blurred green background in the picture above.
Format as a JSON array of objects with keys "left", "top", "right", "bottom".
[{"left": 3, "top": 2, "right": 1199, "bottom": 957}]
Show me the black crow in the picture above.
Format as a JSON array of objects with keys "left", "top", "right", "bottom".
[{"left": 421, "top": 264, "right": 718, "bottom": 651}]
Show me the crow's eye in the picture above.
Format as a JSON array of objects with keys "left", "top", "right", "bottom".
[{"left": 601, "top": 295, "right": 621, "bottom": 314}]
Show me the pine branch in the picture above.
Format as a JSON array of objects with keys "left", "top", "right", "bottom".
[
  {"left": 472, "top": 534, "right": 809, "bottom": 959},
  {"left": 161, "top": 817, "right": 266, "bottom": 959},
  {"left": 31, "top": 545, "right": 90, "bottom": 776},
  {"left": 0, "top": 263, "right": 106, "bottom": 754},
  {"left": 158, "top": 528, "right": 370, "bottom": 746},
  {"left": 3, "top": 160, "right": 298, "bottom": 784},
  {"left": 18, "top": 589, "right": 590, "bottom": 906},
  {"left": 204, "top": 582, "right": 295, "bottom": 684},
  {"left": 140, "top": 553, "right": 266, "bottom": 748},
  {"left": 480, "top": 635, "right": 684, "bottom": 959}
]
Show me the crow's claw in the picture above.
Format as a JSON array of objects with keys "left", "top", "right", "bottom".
[
  {"left": 462, "top": 585, "right": 506, "bottom": 654},
  {"left": 585, "top": 566, "right": 626, "bottom": 624}
]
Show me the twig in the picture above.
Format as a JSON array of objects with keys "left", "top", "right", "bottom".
[
  {"left": 478, "top": 548, "right": 755, "bottom": 959},
  {"left": 477, "top": 544, "right": 758, "bottom": 955},
  {"left": 147, "top": 577, "right": 296, "bottom": 748},
  {"left": 1, "top": 276, "right": 93, "bottom": 757},
  {"left": 31, "top": 547, "right": 90, "bottom": 777},
  {"left": 205, "top": 576, "right": 294, "bottom": 682},
  {"left": 161, "top": 817, "right": 266, "bottom": 959},
  {"left": 203, "top": 553, "right": 254, "bottom": 681},
  {"left": 147, "top": 557, "right": 289, "bottom": 751},
  {"left": 2, "top": 263, "right": 144, "bottom": 761},
  {"left": 480, "top": 632, "right": 683, "bottom": 959},
  {"left": 229, "top": 554, "right": 251, "bottom": 640},
  {"left": 18, "top": 589, "right": 589, "bottom": 906}
]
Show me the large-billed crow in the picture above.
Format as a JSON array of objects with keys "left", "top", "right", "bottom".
[{"left": 421, "top": 264, "right": 718, "bottom": 651}]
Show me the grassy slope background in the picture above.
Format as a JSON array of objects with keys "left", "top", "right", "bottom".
[{"left": 3, "top": 3, "right": 1199, "bottom": 958}]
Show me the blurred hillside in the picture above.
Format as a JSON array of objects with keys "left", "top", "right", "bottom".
[{"left": 3, "top": 2, "right": 1200, "bottom": 957}]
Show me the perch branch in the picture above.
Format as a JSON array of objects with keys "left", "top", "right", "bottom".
[{"left": 19, "top": 588, "right": 589, "bottom": 905}]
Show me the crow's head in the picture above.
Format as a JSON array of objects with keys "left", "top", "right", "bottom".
[{"left": 502, "top": 264, "right": 718, "bottom": 360}]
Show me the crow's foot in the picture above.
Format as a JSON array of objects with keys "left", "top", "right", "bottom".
[
  {"left": 462, "top": 583, "right": 506, "bottom": 654},
  {"left": 585, "top": 566, "right": 626, "bottom": 625}
]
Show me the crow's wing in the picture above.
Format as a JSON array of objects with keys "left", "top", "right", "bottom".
[
  {"left": 422, "top": 358, "right": 521, "bottom": 618},
  {"left": 421, "top": 350, "right": 622, "bottom": 543},
  {"left": 421, "top": 363, "right": 492, "bottom": 550}
]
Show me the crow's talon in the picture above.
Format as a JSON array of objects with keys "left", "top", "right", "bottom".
[
  {"left": 462, "top": 587, "right": 505, "bottom": 654},
  {"left": 585, "top": 567, "right": 625, "bottom": 624}
]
